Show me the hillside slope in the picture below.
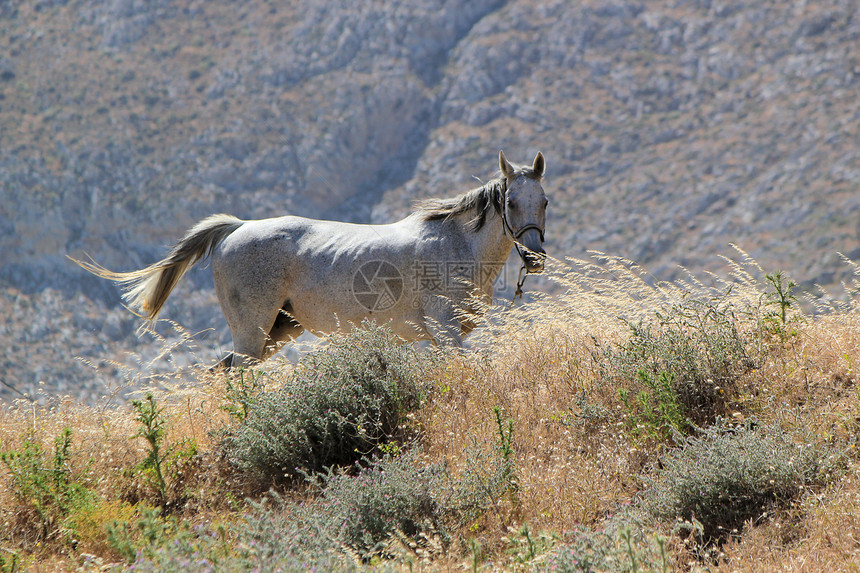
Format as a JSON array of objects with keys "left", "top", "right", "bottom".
[{"left": 1, "top": 0, "right": 859, "bottom": 399}]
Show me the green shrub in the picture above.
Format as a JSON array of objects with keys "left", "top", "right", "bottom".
[
  {"left": 105, "top": 505, "right": 196, "bottom": 565},
  {"left": 131, "top": 394, "right": 169, "bottom": 503},
  {"left": 762, "top": 270, "right": 801, "bottom": 341},
  {"left": 619, "top": 370, "right": 688, "bottom": 443},
  {"left": 219, "top": 322, "right": 434, "bottom": 482},
  {"left": 763, "top": 270, "right": 797, "bottom": 325},
  {"left": 0, "top": 428, "right": 94, "bottom": 543},
  {"left": 130, "top": 393, "right": 198, "bottom": 507},
  {"left": 540, "top": 514, "right": 670, "bottom": 573},
  {"left": 603, "top": 294, "right": 756, "bottom": 429},
  {"left": 642, "top": 420, "right": 840, "bottom": 545}
]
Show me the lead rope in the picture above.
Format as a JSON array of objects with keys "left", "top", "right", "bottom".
[{"left": 511, "top": 259, "right": 528, "bottom": 307}]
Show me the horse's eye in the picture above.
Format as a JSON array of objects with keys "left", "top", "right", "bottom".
[
  {"left": 542, "top": 198, "right": 549, "bottom": 208},
  {"left": 507, "top": 198, "right": 516, "bottom": 209}
]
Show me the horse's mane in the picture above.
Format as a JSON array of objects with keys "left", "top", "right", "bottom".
[{"left": 415, "top": 165, "right": 541, "bottom": 233}]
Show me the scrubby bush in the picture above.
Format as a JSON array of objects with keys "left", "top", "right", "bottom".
[
  {"left": 128, "top": 433, "right": 523, "bottom": 570},
  {"left": 219, "top": 322, "right": 435, "bottom": 482},
  {"left": 268, "top": 438, "right": 518, "bottom": 559},
  {"left": 305, "top": 452, "right": 448, "bottom": 558},
  {"left": 234, "top": 496, "right": 360, "bottom": 572},
  {"left": 602, "top": 294, "right": 756, "bottom": 431},
  {"left": 448, "top": 407, "right": 520, "bottom": 524},
  {"left": 119, "top": 497, "right": 356, "bottom": 572},
  {"left": 642, "top": 420, "right": 841, "bottom": 545},
  {"left": 541, "top": 513, "right": 671, "bottom": 573},
  {"left": 310, "top": 427, "right": 520, "bottom": 558}
]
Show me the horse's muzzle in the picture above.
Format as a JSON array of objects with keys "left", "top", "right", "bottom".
[{"left": 523, "top": 247, "right": 546, "bottom": 274}]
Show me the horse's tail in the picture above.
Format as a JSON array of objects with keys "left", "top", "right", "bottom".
[{"left": 70, "top": 214, "right": 244, "bottom": 322}]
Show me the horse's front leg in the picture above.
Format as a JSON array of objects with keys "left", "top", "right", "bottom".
[{"left": 423, "top": 297, "right": 464, "bottom": 347}]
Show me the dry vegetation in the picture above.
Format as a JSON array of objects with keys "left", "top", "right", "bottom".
[{"left": 1, "top": 252, "right": 860, "bottom": 571}]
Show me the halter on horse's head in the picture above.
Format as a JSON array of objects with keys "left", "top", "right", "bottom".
[{"left": 499, "top": 150, "right": 547, "bottom": 274}]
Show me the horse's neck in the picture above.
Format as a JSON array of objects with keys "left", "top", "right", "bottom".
[{"left": 469, "top": 213, "right": 514, "bottom": 268}]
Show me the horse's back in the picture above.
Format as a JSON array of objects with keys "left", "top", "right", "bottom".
[
  {"left": 218, "top": 215, "right": 419, "bottom": 256},
  {"left": 210, "top": 214, "right": 429, "bottom": 334}
]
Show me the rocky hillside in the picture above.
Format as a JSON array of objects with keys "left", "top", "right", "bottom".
[{"left": 2, "top": 0, "right": 859, "bottom": 401}]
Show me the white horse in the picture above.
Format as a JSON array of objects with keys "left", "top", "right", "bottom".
[{"left": 73, "top": 151, "right": 548, "bottom": 367}]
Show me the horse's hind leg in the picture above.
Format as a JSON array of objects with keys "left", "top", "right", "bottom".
[
  {"left": 220, "top": 301, "right": 303, "bottom": 368},
  {"left": 228, "top": 323, "right": 274, "bottom": 368},
  {"left": 213, "top": 257, "right": 300, "bottom": 368},
  {"left": 217, "top": 293, "right": 283, "bottom": 368},
  {"left": 423, "top": 298, "right": 464, "bottom": 347},
  {"left": 213, "top": 352, "right": 235, "bottom": 371},
  {"left": 261, "top": 301, "right": 304, "bottom": 360}
]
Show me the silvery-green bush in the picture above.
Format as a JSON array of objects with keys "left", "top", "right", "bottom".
[
  {"left": 642, "top": 419, "right": 840, "bottom": 544},
  {"left": 125, "top": 445, "right": 518, "bottom": 570},
  {"left": 219, "top": 322, "right": 435, "bottom": 482},
  {"left": 541, "top": 514, "right": 670, "bottom": 573},
  {"left": 303, "top": 452, "right": 448, "bottom": 558}
]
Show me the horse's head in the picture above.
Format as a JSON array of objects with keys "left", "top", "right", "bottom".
[{"left": 500, "top": 150, "right": 547, "bottom": 274}]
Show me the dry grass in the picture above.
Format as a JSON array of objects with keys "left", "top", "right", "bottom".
[
  {"left": 416, "top": 251, "right": 860, "bottom": 569},
  {"left": 712, "top": 466, "right": 860, "bottom": 572},
  {"left": 1, "top": 251, "right": 860, "bottom": 570}
]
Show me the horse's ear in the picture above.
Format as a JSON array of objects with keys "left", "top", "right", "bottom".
[
  {"left": 499, "top": 150, "right": 516, "bottom": 179},
  {"left": 532, "top": 151, "right": 545, "bottom": 178}
]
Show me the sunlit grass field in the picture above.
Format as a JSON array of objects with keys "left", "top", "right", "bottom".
[{"left": 2, "top": 251, "right": 859, "bottom": 571}]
